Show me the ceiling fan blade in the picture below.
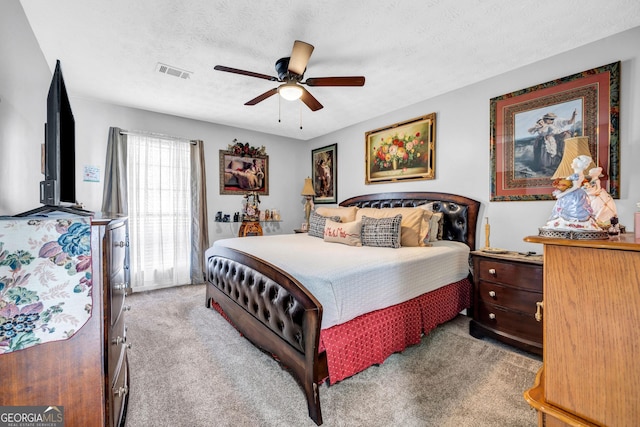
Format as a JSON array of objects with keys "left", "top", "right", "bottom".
[
  {"left": 245, "top": 88, "right": 279, "bottom": 105},
  {"left": 214, "top": 65, "right": 278, "bottom": 81},
  {"left": 288, "top": 40, "right": 314, "bottom": 76},
  {"left": 305, "top": 76, "right": 366, "bottom": 86},
  {"left": 300, "top": 87, "right": 323, "bottom": 111}
]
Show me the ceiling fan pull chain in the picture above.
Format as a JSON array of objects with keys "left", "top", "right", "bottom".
[
  {"left": 300, "top": 104, "right": 303, "bottom": 129},
  {"left": 278, "top": 94, "right": 281, "bottom": 123}
]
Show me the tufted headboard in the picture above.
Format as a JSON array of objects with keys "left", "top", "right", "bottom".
[{"left": 339, "top": 192, "right": 481, "bottom": 251}]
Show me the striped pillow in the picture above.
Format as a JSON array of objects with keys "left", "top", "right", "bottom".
[{"left": 360, "top": 214, "right": 402, "bottom": 248}]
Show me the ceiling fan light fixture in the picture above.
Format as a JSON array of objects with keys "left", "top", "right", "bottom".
[{"left": 279, "top": 83, "right": 303, "bottom": 101}]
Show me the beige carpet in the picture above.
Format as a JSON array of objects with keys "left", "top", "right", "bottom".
[{"left": 124, "top": 284, "right": 541, "bottom": 427}]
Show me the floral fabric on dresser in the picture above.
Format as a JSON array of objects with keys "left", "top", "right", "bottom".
[{"left": 0, "top": 217, "right": 92, "bottom": 354}]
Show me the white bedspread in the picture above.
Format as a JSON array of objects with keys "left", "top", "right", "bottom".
[{"left": 210, "top": 234, "right": 470, "bottom": 329}]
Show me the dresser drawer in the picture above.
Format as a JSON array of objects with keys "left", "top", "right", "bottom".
[
  {"left": 108, "top": 309, "right": 127, "bottom": 384},
  {"left": 109, "top": 224, "right": 127, "bottom": 277},
  {"left": 477, "top": 280, "right": 541, "bottom": 314},
  {"left": 475, "top": 300, "right": 542, "bottom": 344},
  {"left": 476, "top": 258, "right": 542, "bottom": 291},
  {"left": 110, "top": 268, "right": 126, "bottom": 325},
  {"left": 110, "top": 350, "right": 129, "bottom": 427}
]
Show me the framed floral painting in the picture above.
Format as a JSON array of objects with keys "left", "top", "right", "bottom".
[
  {"left": 490, "top": 62, "right": 620, "bottom": 201},
  {"left": 311, "top": 143, "right": 337, "bottom": 204},
  {"left": 365, "top": 113, "right": 436, "bottom": 184}
]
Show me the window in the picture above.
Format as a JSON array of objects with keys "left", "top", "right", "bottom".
[{"left": 126, "top": 134, "right": 192, "bottom": 291}]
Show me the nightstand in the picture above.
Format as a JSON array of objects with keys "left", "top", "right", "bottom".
[
  {"left": 238, "top": 220, "right": 263, "bottom": 237},
  {"left": 469, "top": 250, "right": 543, "bottom": 355}
]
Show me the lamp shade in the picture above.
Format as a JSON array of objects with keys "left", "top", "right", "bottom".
[
  {"left": 552, "top": 136, "right": 597, "bottom": 179},
  {"left": 279, "top": 83, "right": 303, "bottom": 101},
  {"left": 301, "top": 177, "right": 316, "bottom": 196}
]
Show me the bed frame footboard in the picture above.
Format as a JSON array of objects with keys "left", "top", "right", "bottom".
[{"left": 205, "top": 245, "right": 326, "bottom": 425}]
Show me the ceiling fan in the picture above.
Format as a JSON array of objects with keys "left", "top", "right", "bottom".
[{"left": 214, "top": 40, "right": 365, "bottom": 111}]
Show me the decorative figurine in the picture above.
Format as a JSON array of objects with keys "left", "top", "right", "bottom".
[
  {"left": 538, "top": 155, "right": 608, "bottom": 239},
  {"left": 582, "top": 166, "right": 618, "bottom": 229}
]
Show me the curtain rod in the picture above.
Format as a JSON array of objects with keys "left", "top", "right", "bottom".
[{"left": 120, "top": 129, "right": 197, "bottom": 145}]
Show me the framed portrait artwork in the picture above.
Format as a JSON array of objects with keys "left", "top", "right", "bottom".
[
  {"left": 365, "top": 113, "right": 436, "bottom": 184},
  {"left": 311, "top": 143, "right": 337, "bottom": 204},
  {"left": 219, "top": 140, "right": 269, "bottom": 195},
  {"left": 490, "top": 61, "right": 620, "bottom": 201}
]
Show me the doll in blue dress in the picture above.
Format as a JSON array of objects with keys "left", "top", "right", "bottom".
[{"left": 543, "top": 155, "right": 600, "bottom": 231}]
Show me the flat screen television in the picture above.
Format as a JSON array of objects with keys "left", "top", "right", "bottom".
[
  {"left": 16, "top": 60, "right": 91, "bottom": 216},
  {"left": 40, "top": 59, "right": 76, "bottom": 207}
]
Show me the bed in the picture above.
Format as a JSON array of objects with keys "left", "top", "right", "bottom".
[{"left": 205, "top": 192, "right": 480, "bottom": 425}]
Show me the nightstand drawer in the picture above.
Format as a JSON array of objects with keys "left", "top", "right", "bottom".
[
  {"left": 476, "top": 301, "right": 542, "bottom": 344},
  {"left": 477, "top": 280, "right": 541, "bottom": 314},
  {"left": 476, "top": 259, "right": 542, "bottom": 291}
]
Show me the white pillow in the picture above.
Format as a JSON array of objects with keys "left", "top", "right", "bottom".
[{"left": 323, "top": 219, "right": 362, "bottom": 246}]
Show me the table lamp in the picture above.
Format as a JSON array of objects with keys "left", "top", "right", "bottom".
[{"left": 301, "top": 177, "right": 316, "bottom": 230}]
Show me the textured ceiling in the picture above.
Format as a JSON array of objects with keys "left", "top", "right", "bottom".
[{"left": 19, "top": 0, "right": 640, "bottom": 141}]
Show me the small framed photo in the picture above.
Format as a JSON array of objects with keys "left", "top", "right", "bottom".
[{"left": 311, "top": 143, "right": 338, "bottom": 204}]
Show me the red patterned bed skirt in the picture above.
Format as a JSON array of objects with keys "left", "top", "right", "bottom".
[
  {"left": 319, "top": 278, "right": 472, "bottom": 384},
  {"left": 209, "top": 278, "right": 471, "bottom": 385}
]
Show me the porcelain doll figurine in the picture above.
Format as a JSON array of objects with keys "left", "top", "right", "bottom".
[
  {"left": 582, "top": 166, "right": 618, "bottom": 228},
  {"left": 542, "top": 155, "right": 600, "bottom": 231}
]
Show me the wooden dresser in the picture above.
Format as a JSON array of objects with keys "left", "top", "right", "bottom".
[
  {"left": 523, "top": 234, "right": 640, "bottom": 426},
  {"left": 469, "top": 250, "right": 543, "bottom": 355},
  {"left": 0, "top": 215, "right": 130, "bottom": 427}
]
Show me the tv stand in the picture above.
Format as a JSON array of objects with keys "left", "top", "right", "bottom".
[{"left": 15, "top": 204, "right": 94, "bottom": 217}]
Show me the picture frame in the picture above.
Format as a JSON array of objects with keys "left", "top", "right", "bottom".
[
  {"left": 311, "top": 143, "right": 338, "bottom": 204},
  {"left": 365, "top": 113, "right": 436, "bottom": 184},
  {"left": 490, "top": 61, "right": 620, "bottom": 201},
  {"left": 219, "top": 141, "right": 269, "bottom": 195}
]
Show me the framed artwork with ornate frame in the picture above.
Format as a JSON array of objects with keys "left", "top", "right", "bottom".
[
  {"left": 490, "top": 61, "right": 620, "bottom": 201},
  {"left": 219, "top": 140, "right": 269, "bottom": 195},
  {"left": 311, "top": 143, "right": 338, "bottom": 204},
  {"left": 365, "top": 113, "right": 436, "bottom": 184}
]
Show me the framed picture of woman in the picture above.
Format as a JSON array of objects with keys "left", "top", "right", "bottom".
[{"left": 311, "top": 144, "right": 337, "bottom": 204}]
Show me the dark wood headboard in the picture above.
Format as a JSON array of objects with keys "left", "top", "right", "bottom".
[{"left": 339, "top": 191, "right": 481, "bottom": 251}]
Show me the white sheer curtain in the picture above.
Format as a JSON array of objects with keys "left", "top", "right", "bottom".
[{"left": 126, "top": 134, "right": 192, "bottom": 291}]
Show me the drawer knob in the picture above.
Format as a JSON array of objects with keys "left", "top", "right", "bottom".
[
  {"left": 112, "top": 336, "right": 125, "bottom": 346},
  {"left": 488, "top": 268, "right": 496, "bottom": 275},
  {"left": 114, "top": 241, "right": 128, "bottom": 248},
  {"left": 114, "top": 386, "right": 129, "bottom": 397},
  {"left": 123, "top": 305, "right": 132, "bottom": 311},
  {"left": 535, "top": 301, "right": 544, "bottom": 322},
  {"left": 488, "top": 290, "right": 496, "bottom": 298},
  {"left": 489, "top": 313, "right": 496, "bottom": 320},
  {"left": 114, "top": 282, "right": 128, "bottom": 291}
]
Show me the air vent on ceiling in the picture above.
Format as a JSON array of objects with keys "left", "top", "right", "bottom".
[{"left": 156, "top": 62, "right": 192, "bottom": 79}]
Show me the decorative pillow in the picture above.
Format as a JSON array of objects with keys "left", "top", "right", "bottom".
[
  {"left": 315, "top": 206, "right": 358, "bottom": 223},
  {"left": 323, "top": 219, "right": 362, "bottom": 246},
  {"left": 308, "top": 211, "right": 341, "bottom": 238},
  {"left": 355, "top": 207, "right": 429, "bottom": 247},
  {"left": 360, "top": 215, "right": 402, "bottom": 248},
  {"left": 419, "top": 203, "right": 444, "bottom": 241}
]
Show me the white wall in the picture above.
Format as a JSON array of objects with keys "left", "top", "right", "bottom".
[
  {"left": 0, "top": 1, "right": 50, "bottom": 215},
  {"left": 2, "top": 2, "right": 638, "bottom": 253},
  {"left": 308, "top": 26, "right": 640, "bottom": 253},
  {"left": 71, "top": 98, "right": 308, "bottom": 243}
]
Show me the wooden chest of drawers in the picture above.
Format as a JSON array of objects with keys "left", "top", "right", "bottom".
[
  {"left": 469, "top": 250, "right": 543, "bottom": 355},
  {"left": 0, "top": 215, "right": 130, "bottom": 427}
]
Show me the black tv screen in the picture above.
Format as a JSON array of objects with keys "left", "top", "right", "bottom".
[{"left": 40, "top": 60, "right": 75, "bottom": 206}]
